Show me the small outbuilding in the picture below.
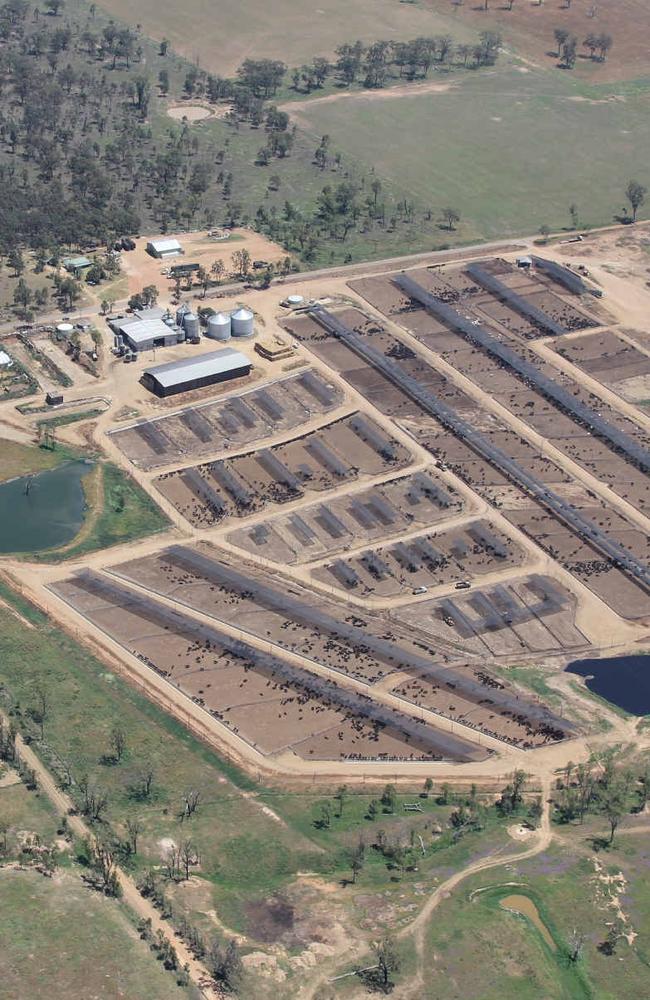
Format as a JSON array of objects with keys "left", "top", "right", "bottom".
[
  {"left": 62, "top": 255, "right": 93, "bottom": 274},
  {"left": 146, "top": 238, "right": 184, "bottom": 259},
  {"left": 141, "top": 347, "right": 251, "bottom": 398}
]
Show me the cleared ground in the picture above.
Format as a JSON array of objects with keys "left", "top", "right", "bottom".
[
  {"left": 96, "top": 0, "right": 473, "bottom": 75},
  {"left": 426, "top": 0, "right": 650, "bottom": 83}
]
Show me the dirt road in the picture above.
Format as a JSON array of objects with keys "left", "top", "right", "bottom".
[
  {"left": 2, "top": 710, "right": 216, "bottom": 999},
  {"left": 298, "top": 773, "right": 554, "bottom": 999}
]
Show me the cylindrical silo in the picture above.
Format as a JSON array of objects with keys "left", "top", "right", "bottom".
[
  {"left": 206, "top": 312, "right": 231, "bottom": 341},
  {"left": 176, "top": 303, "right": 189, "bottom": 327},
  {"left": 183, "top": 312, "right": 200, "bottom": 342},
  {"left": 230, "top": 306, "right": 254, "bottom": 338}
]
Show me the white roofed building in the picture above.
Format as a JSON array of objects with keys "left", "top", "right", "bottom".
[{"left": 146, "top": 238, "right": 184, "bottom": 259}]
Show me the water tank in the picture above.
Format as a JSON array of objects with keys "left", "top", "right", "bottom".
[
  {"left": 230, "top": 306, "right": 254, "bottom": 338},
  {"left": 183, "top": 312, "right": 200, "bottom": 342},
  {"left": 206, "top": 312, "right": 231, "bottom": 341},
  {"left": 56, "top": 322, "right": 74, "bottom": 337},
  {"left": 287, "top": 294, "right": 304, "bottom": 307}
]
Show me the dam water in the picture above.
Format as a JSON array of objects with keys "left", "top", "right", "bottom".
[
  {"left": 0, "top": 460, "right": 92, "bottom": 554},
  {"left": 566, "top": 654, "right": 650, "bottom": 715}
]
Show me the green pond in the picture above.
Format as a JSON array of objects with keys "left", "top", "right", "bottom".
[{"left": 0, "top": 460, "right": 92, "bottom": 554}]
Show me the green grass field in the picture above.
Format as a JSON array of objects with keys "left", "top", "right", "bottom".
[
  {"left": 31, "top": 461, "right": 170, "bottom": 562},
  {"left": 0, "top": 757, "right": 193, "bottom": 999},
  {"left": 0, "top": 871, "right": 193, "bottom": 1000},
  {"left": 296, "top": 66, "right": 650, "bottom": 240},
  {"left": 421, "top": 829, "right": 650, "bottom": 1000},
  {"left": 0, "top": 439, "right": 74, "bottom": 485}
]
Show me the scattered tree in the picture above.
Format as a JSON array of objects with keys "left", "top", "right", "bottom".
[
  {"left": 440, "top": 207, "right": 460, "bottom": 231},
  {"left": 625, "top": 180, "right": 646, "bottom": 222}
]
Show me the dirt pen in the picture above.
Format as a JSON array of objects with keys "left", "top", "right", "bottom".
[
  {"left": 154, "top": 411, "right": 413, "bottom": 528},
  {"left": 105, "top": 543, "right": 572, "bottom": 751},
  {"left": 282, "top": 289, "right": 650, "bottom": 620}
]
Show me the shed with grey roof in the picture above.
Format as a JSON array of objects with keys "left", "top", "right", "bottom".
[
  {"left": 141, "top": 348, "right": 251, "bottom": 398},
  {"left": 110, "top": 312, "right": 181, "bottom": 353}
]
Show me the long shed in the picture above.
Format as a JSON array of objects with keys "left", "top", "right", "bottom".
[{"left": 141, "top": 348, "right": 251, "bottom": 398}]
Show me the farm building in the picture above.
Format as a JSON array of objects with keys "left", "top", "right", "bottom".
[
  {"left": 141, "top": 347, "right": 251, "bottom": 398},
  {"left": 62, "top": 255, "right": 93, "bottom": 274},
  {"left": 146, "top": 238, "right": 184, "bottom": 259},
  {"left": 110, "top": 308, "right": 182, "bottom": 353}
]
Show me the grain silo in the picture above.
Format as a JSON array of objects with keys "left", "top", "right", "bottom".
[
  {"left": 206, "top": 312, "right": 231, "bottom": 341},
  {"left": 230, "top": 306, "right": 254, "bottom": 338},
  {"left": 183, "top": 312, "right": 200, "bottom": 343},
  {"left": 176, "top": 303, "right": 189, "bottom": 327}
]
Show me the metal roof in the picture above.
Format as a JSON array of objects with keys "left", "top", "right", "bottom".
[
  {"left": 147, "top": 238, "right": 183, "bottom": 253},
  {"left": 117, "top": 317, "right": 174, "bottom": 345},
  {"left": 143, "top": 348, "right": 250, "bottom": 388},
  {"left": 0, "top": 350, "right": 11, "bottom": 366},
  {"left": 63, "top": 255, "right": 92, "bottom": 269},
  {"left": 134, "top": 306, "right": 166, "bottom": 321}
]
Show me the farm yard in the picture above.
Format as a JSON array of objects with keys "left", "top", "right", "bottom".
[
  {"left": 227, "top": 468, "right": 468, "bottom": 565},
  {"left": 153, "top": 412, "right": 413, "bottom": 528},
  {"left": 1, "top": 0, "right": 650, "bottom": 993},
  {"left": 111, "top": 369, "right": 346, "bottom": 471}
]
